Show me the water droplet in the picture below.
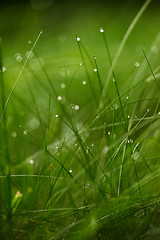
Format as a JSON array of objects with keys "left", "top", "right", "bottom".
[
  {"left": 126, "top": 96, "right": 129, "bottom": 100},
  {"left": 80, "top": 63, "right": 82, "bottom": 66},
  {"left": 55, "top": 114, "right": 59, "bottom": 118},
  {"left": 56, "top": 146, "right": 59, "bottom": 149},
  {"left": 94, "top": 68, "right": 97, "bottom": 72},
  {"left": 113, "top": 78, "right": 115, "bottom": 82},
  {"left": 61, "top": 83, "right": 65, "bottom": 89},
  {"left": 30, "top": 159, "right": 34, "bottom": 165},
  {"left": 128, "top": 115, "right": 130, "bottom": 119},
  {"left": 25, "top": 51, "right": 34, "bottom": 59},
  {"left": 102, "top": 146, "right": 109, "bottom": 155},
  {"left": 12, "top": 132, "right": 17, "bottom": 138},
  {"left": 2, "top": 67, "right": 6, "bottom": 72},
  {"left": 69, "top": 169, "right": 72, "bottom": 173},
  {"left": 151, "top": 46, "right": 158, "bottom": 54},
  {"left": 15, "top": 53, "right": 23, "bottom": 62},
  {"left": 57, "top": 96, "right": 62, "bottom": 101},
  {"left": 82, "top": 81, "right": 86, "bottom": 85},
  {"left": 75, "top": 143, "right": 77, "bottom": 147},
  {"left": 158, "top": 112, "right": 160, "bottom": 115},
  {"left": 76, "top": 37, "right": 80, "bottom": 42},
  {"left": 135, "top": 62, "right": 140, "bottom": 67},
  {"left": 115, "top": 103, "right": 118, "bottom": 110},
  {"left": 75, "top": 105, "right": 79, "bottom": 110},
  {"left": 132, "top": 152, "right": 140, "bottom": 160},
  {"left": 108, "top": 131, "right": 111, "bottom": 135},
  {"left": 23, "top": 130, "right": 28, "bottom": 135},
  {"left": 100, "top": 27, "right": 104, "bottom": 33},
  {"left": 29, "top": 118, "right": 40, "bottom": 130},
  {"left": 91, "top": 144, "right": 94, "bottom": 147},
  {"left": 93, "top": 56, "right": 96, "bottom": 59}
]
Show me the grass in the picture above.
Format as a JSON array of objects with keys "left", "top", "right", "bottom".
[{"left": 1, "top": 0, "right": 160, "bottom": 239}]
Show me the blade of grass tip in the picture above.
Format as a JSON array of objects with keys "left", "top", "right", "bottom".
[
  {"left": 142, "top": 48, "right": 160, "bottom": 90},
  {"left": 0, "top": 38, "right": 12, "bottom": 234},
  {"left": 100, "top": 28, "right": 128, "bottom": 130},
  {"left": 101, "top": 0, "right": 152, "bottom": 98},
  {"left": 75, "top": 35, "right": 98, "bottom": 106},
  {"left": 0, "top": 30, "right": 43, "bottom": 125}
]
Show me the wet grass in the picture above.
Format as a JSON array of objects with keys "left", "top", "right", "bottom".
[{"left": 1, "top": 0, "right": 160, "bottom": 239}]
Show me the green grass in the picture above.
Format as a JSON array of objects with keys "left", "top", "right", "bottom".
[{"left": 1, "top": 0, "right": 160, "bottom": 239}]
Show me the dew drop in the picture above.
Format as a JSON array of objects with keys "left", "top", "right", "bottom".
[
  {"left": 75, "top": 105, "right": 79, "bottom": 110},
  {"left": 82, "top": 81, "right": 86, "bottom": 85},
  {"left": 76, "top": 37, "right": 80, "bottom": 42},
  {"left": 80, "top": 63, "right": 82, "bottom": 66},
  {"left": 23, "top": 130, "right": 28, "bottom": 135},
  {"left": 108, "top": 131, "right": 111, "bottom": 135},
  {"left": 128, "top": 115, "right": 130, "bottom": 119},
  {"left": 69, "top": 169, "right": 72, "bottom": 173},
  {"left": 25, "top": 50, "right": 34, "bottom": 59},
  {"left": 132, "top": 152, "right": 140, "bottom": 160},
  {"left": 29, "top": 118, "right": 40, "bottom": 130},
  {"left": 15, "top": 53, "right": 23, "bottom": 62},
  {"left": 12, "top": 132, "right": 17, "bottom": 138},
  {"left": 29, "top": 159, "right": 34, "bottom": 165},
  {"left": 61, "top": 83, "right": 65, "bottom": 89},
  {"left": 57, "top": 96, "right": 62, "bottom": 101},
  {"left": 135, "top": 62, "right": 140, "bottom": 67},
  {"left": 100, "top": 27, "right": 104, "bottom": 33},
  {"left": 55, "top": 114, "right": 59, "bottom": 118},
  {"left": 151, "top": 46, "right": 158, "bottom": 54},
  {"left": 94, "top": 68, "right": 97, "bottom": 72},
  {"left": 2, "top": 67, "right": 6, "bottom": 72}
]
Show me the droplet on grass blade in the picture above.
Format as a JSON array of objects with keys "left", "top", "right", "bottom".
[
  {"left": 75, "top": 105, "right": 79, "bottom": 110},
  {"left": 15, "top": 53, "right": 23, "bottom": 62},
  {"left": 25, "top": 50, "right": 34, "bottom": 59},
  {"left": 12, "top": 132, "right": 17, "bottom": 138},
  {"left": 94, "top": 68, "right": 97, "bottom": 72},
  {"left": 82, "top": 81, "right": 86, "bottom": 85},
  {"left": 151, "top": 46, "right": 158, "bottom": 54},
  {"left": 100, "top": 27, "right": 104, "bottom": 33},
  {"left": 76, "top": 37, "right": 80, "bottom": 42},
  {"left": 61, "top": 83, "right": 66, "bottom": 89},
  {"left": 29, "top": 118, "right": 40, "bottom": 129},
  {"left": 135, "top": 62, "right": 140, "bottom": 67},
  {"left": 57, "top": 96, "right": 62, "bottom": 101},
  {"left": 1, "top": 67, "right": 6, "bottom": 72},
  {"left": 29, "top": 159, "right": 34, "bottom": 165}
]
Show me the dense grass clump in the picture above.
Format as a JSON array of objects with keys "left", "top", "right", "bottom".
[{"left": 1, "top": 0, "right": 160, "bottom": 239}]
